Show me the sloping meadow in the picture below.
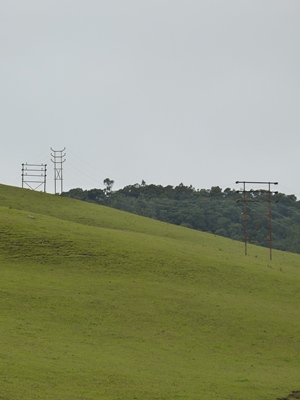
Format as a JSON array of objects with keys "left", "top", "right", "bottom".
[{"left": 0, "top": 184, "right": 300, "bottom": 400}]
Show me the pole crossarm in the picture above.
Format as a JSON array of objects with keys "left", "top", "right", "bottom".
[{"left": 236, "top": 181, "right": 278, "bottom": 185}]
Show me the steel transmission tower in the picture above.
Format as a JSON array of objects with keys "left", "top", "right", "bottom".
[{"left": 51, "top": 147, "right": 66, "bottom": 194}]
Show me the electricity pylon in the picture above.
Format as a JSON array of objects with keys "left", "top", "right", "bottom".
[
  {"left": 22, "top": 163, "right": 47, "bottom": 192},
  {"left": 51, "top": 147, "right": 66, "bottom": 194}
]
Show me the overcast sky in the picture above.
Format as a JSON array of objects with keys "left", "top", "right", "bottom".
[{"left": 1, "top": 0, "right": 300, "bottom": 196}]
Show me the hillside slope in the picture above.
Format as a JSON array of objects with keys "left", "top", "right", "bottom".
[
  {"left": 62, "top": 183, "right": 300, "bottom": 254},
  {"left": 0, "top": 185, "right": 300, "bottom": 400}
]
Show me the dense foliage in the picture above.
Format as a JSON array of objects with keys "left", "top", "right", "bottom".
[{"left": 62, "top": 182, "right": 300, "bottom": 254}]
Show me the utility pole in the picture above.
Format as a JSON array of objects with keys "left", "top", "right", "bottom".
[
  {"left": 50, "top": 147, "right": 66, "bottom": 194},
  {"left": 21, "top": 163, "right": 47, "bottom": 192},
  {"left": 236, "top": 181, "right": 278, "bottom": 260}
]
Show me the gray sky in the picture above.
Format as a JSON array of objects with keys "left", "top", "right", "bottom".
[{"left": 1, "top": 0, "right": 300, "bottom": 196}]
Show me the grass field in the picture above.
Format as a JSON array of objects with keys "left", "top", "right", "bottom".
[{"left": 0, "top": 184, "right": 300, "bottom": 399}]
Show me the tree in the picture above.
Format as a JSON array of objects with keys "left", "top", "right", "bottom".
[
  {"left": 61, "top": 182, "right": 300, "bottom": 255},
  {"left": 103, "top": 178, "right": 114, "bottom": 197}
]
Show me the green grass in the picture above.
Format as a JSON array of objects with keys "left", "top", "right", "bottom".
[{"left": 0, "top": 184, "right": 300, "bottom": 399}]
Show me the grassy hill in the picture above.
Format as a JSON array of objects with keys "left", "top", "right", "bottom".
[{"left": 0, "top": 184, "right": 300, "bottom": 400}]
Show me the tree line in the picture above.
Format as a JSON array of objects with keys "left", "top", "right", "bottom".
[{"left": 61, "top": 181, "right": 300, "bottom": 254}]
